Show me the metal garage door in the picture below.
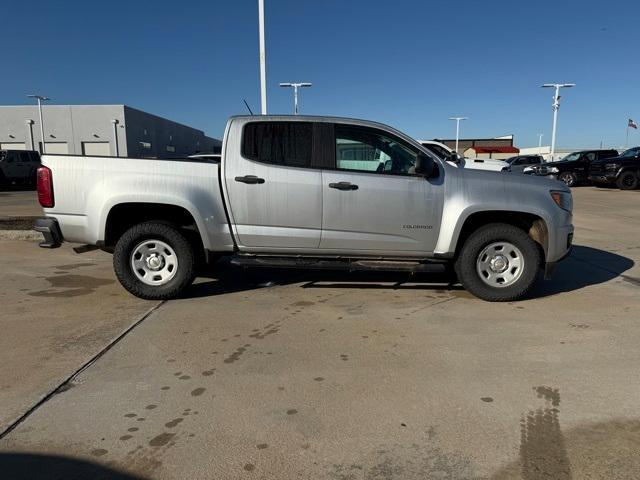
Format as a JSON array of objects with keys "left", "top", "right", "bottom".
[
  {"left": 0, "top": 142, "right": 26, "bottom": 150},
  {"left": 41, "top": 142, "right": 69, "bottom": 154},
  {"left": 82, "top": 142, "right": 111, "bottom": 156}
]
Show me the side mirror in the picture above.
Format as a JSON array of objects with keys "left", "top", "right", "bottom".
[
  {"left": 449, "top": 152, "right": 463, "bottom": 164},
  {"left": 415, "top": 153, "right": 439, "bottom": 178}
]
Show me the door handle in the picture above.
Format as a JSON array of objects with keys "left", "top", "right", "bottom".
[
  {"left": 235, "top": 175, "right": 265, "bottom": 185},
  {"left": 329, "top": 182, "right": 358, "bottom": 191}
]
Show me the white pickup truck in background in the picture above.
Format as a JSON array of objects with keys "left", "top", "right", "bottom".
[
  {"left": 418, "top": 140, "right": 511, "bottom": 172},
  {"left": 35, "top": 116, "right": 574, "bottom": 302}
]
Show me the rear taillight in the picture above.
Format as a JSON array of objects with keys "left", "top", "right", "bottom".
[{"left": 37, "top": 166, "right": 54, "bottom": 208}]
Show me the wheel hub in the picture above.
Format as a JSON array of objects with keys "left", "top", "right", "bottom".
[
  {"left": 489, "top": 254, "right": 509, "bottom": 273},
  {"left": 146, "top": 254, "right": 164, "bottom": 270},
  {"left": 131, "top": 240, "right": 178, "bottom": 286},
  {"left": 476, "top": 242, "right": 524, "bottom": 288}
]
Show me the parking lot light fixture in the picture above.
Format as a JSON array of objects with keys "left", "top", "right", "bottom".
[
  {"left": 279, "top": 82, "right": 313, "bottom": 115},
  {"left": 448, "top": 117, "right": 468, "bottom": 153},
  {"left": 541, "top": 83, "right": 575, "bottom": 160},
  {"left": 258, "top": 0, "right": 267, "bottom": 115},
  {"left": 27, "top": 94, "right": 50, "bottom": 154}
]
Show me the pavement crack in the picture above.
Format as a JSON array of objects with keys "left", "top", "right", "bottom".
[{"left": 0, "top": 301, "right": 166, "bottom": 441}]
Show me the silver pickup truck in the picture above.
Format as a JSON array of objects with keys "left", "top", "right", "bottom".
[{"left": 35, "top": 115, "right": 573, "bottom": 302}]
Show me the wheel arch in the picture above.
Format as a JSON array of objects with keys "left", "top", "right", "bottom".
[
  {"left": 452, "top": 210, "right": 548, "bottom": 263},
  {"left": 102, "top": 202, "right": 207, "bottom": 258}
]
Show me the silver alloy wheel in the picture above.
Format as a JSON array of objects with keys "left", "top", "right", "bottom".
[
  {"left": 476, "top": 241, "right": 524, "bottom": 288},
  {"left": 131, "top": 239, "right": 178, "bottom": 286}
]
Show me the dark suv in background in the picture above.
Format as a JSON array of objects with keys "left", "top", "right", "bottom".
[
  {"left": 0, "top": 150, "right": 41, "bottom": 188},
  {"left": 589, "top": 146, "right": 640, "bottom": 190},
  {"left": 505, "top": 154, "right": 544, "bottom": 173},
  {"left": 533, "top": 149, "right": 619, "bottom": 187}
]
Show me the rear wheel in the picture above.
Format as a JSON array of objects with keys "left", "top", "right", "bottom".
[
  {"left": 558, "top": 172, "right": 576, "bottom": 187},
  {"left": 454, "top": 223, "right": 541, "bottom": 302},
  {"left": 113, "top": 222, "right": 196, "bottom": 300},
  {"left": 616, "top": 171, "right": 638, "bottom": 190}
]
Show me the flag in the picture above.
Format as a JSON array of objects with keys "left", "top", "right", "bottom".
[{"left": 629, "top": 119, "right": 638, "bottom": 129}]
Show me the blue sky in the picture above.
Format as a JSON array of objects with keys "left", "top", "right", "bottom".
[{"left": 3, "top": 0, "right": 639, "bottom": 148}]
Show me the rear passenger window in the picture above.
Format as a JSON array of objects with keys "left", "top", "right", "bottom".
[{"left": 242, "top": 122, "right": 313, "bottom": 167}]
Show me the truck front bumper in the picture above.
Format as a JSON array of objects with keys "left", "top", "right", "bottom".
[
  {"left": 544, "top": 226, "right": 573, "bottom": 279},
  {"left": 34, "top": 217, "right": 63, "bottom": 248}
]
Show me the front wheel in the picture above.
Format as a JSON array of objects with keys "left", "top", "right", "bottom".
[
  {"left": 113, "top": 222, "right": 196, "bottom": 300},
  {"left": 558, "top": 172, "right": 576, "bottom": 187},
  {"left": 454, "top": 224, "right": 541, "bottom": 302},
  {"left": 616, "top": 171, "right": 638, "bottom": 190}
]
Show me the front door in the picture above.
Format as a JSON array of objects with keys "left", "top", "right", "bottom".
[
  {"left": 224, "top": 120, "right": 322, "bottom": 250},
  {"left": 320, "top": 124, "right": 443, "bottom": 255}
]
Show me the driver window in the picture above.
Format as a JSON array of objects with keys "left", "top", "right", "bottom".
[
  {"left": 335, "top": 125, "right": 418, "bottom": 175},
  {"left": 585, "top": 153, "right": 596, "bottom": 161}
]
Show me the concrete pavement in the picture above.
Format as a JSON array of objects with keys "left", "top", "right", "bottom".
[{"left": 0, "top": 187, "right": 638, "bottom": 479}]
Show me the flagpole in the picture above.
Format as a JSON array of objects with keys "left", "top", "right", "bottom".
[{"left": 626, "top": 125, "right": 629, "bottom": 149}]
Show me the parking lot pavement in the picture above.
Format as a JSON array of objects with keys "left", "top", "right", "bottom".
[
  {"left": 0, "top": 187, "right": 639, "bottom": 479},
  {"left": 0, "top": 190, "right": 41, "bottom": 219},
  {"left": 0, "top": 241, "right": 154, "bottom": 432}
]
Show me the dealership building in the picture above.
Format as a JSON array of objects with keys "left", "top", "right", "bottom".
[{"left": 0, "top": 105, "right": 220, "bottom": 158}]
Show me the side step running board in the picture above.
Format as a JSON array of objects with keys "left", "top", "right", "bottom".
[{"left": 230, "top": 256, "right": 446, "bottom": 273}]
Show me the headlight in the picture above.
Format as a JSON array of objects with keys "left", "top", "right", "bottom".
[
  {"left": 550, "top": 190, "right": 573, "bottom": 212},
  {"left": 548, "top": 167, "right": 560, "bottom": 174},
  {"left": 605, "top": 163, "right": 619, "bottom": 171}
]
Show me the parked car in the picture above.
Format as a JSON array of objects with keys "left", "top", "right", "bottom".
[
  {"left": 588, "top": 146, "right": 640, "bottom": 190},
  {"left": 419, "top": 140, "right": 511, "bottom": 172},
  {"left": 35, "top": 115, "right": 573, "bottom": 302},
  {"left": 0, "top": 150, "right": 41, "bottom": 188},
  {"left": 532, "top": 149, "right": 619, "bottom": 187},
  {"left": 505, "top": 155, "right": 544, "bottom": 173}
]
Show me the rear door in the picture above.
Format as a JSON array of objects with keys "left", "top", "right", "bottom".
[
  {"left": 320, "top": 124, "right": 442, "bottom": 254},
  {"left": 223, "top": 120, "right": 322, "bottom": 250}
]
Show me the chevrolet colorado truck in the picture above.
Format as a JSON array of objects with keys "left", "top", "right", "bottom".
[{"left": 35, "top": 116, "right": 574, "bottom": 302}]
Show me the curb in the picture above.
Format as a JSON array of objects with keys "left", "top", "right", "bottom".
[{"left": 0, "top": 230, "right": 42, "bottom": 241}]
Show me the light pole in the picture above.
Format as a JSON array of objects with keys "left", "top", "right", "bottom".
[
  {"left": 448, "top": 117, "right": 467, "bottom": 153},
  {"left": 541, "top": 83, "right": 575, "bottom": 160},
  {"left": 538, "top": 133, "right": 543, "bottom": 149},
  {"left": 27, "top": 94, "right": 50, "bottom": 154},
  {"left": 258, "top": 0, "right": 267, "bottom": 115},
  {"left": 26, "top": 119, "right": 35, "bottom": 150},
  {"left": 280, "top": 82, "right": 312, "bottom": 115},
  {"left": 111, "top": 119, "right": 120, "bottom": 157}
]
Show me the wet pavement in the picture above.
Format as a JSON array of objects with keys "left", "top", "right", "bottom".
[{"left": 0, "top": 187, "right": 639, "bottom": 479}]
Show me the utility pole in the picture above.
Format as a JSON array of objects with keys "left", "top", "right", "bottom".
[
  {"left": 541, "top": 83, "right": 575, "bottom": 160},
  {"left": 258, "top": 0, "right": 267, "bottom": 115},
  {"left": 448, "top": 117, "right": 467, "bottom": 153},
  {"left": 279, "top": 82, "right": 313, "bottom": 115},
  {"left": 27, "top": 94, "right": 50, "bottom": 153}
]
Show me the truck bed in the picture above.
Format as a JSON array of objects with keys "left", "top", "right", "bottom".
[{"left": 40, "top": 154, "right": 234, "bottom": 251}]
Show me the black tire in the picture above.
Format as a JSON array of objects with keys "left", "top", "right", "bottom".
[
  {"left": 558, "top": 172, "right": 576, "bottom": 187},
  {"left": 616, "top": 171, "right": 638, "bottom": 190},
  {"left": 454, "top": 223, "right": 541, "bottom": 302},
  {"left": 113, "top": 222, "right": 196, "bottom": 300}
]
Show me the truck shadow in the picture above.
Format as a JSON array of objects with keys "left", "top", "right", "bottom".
[
  {"left": 183, "top": 245, "right": 634, "bottom": 300},
  {"left": 532, "top": 244, "right": 635, "bottom": 298},
  {"left": 0, "top": 452, "right": 143, "bottom": 480}
]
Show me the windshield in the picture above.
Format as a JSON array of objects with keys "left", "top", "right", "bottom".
[
  {"left": 560, "top": 152, "right": 581, "bottom": 162},
  {"left": 621, "top": 148, "right": 639, "bottom": 158}
]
